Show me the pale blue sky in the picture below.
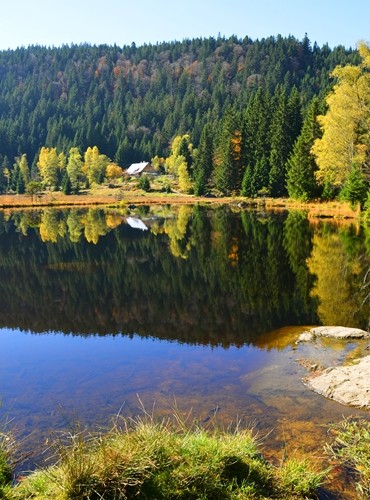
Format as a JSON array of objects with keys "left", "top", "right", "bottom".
[{"left": 0, "top": 0, "right": 368, "bottom": 50}]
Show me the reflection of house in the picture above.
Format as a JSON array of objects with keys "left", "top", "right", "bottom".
[
  {"left": 126, "top": 217, "right": 148, "bottom": 231},
  {"left": 126, "top": 161, "right": 154, "bottom": 176}
]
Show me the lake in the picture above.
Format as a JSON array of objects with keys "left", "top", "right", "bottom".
[{"left": 0, "top": 205, "right": 369, "bottom": 482}]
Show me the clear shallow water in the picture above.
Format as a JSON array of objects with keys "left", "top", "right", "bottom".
[
  {"left": 1, "top": 326, "right": 369, "bottom": 474},
  {"left": 0, "top": 205, "right": 370, "bottom": 496}
]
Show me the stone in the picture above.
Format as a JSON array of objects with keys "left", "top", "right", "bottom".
[
  {"left": 296, "top": 332, "right": 315, "bottom": 343},
  {"left": 296, "top": 326, "right": 370, "bottom": 344},
  {"left": 304, "top": 355, "right": 370, "bottom": 409},
  {"left": 309, "top": 326, "right": 370, "bottom": 339}
]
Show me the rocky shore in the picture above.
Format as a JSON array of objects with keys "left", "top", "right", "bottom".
[{"left": 297, "top": 326, "right": 370, "bottom": 409}]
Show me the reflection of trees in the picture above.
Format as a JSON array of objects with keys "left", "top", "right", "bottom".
[
  {"left": 0, "top": 206, "right": 319, "bottom": 346},
  {"left": 9, "top": 208, "right": 118, "bottom": 244},
  {"left": 283, "top": 211, "right": 317, "bottom": 317},
  {"left": 307, "top": 223, "right": 370, "bottom": 328}
]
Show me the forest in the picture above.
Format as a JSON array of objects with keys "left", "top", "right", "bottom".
[{"left": 0, "top": 34, "right": 368, "bottom": 202}]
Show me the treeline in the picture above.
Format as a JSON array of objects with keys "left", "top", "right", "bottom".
[{"left": 0, "top": 34, "right": 360, "bottom": 195}]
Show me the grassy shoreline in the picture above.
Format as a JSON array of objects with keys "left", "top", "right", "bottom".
[
  {"left": 0, "top": 188, "right": 359, "bottom": 221},
  {"left": 1, "top": 417, "right": 328, "bottom": 499}
]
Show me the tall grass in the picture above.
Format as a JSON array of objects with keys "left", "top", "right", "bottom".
[
  {"left": 327, "top": 418, "right": 370, "bottom": 497},
  {"left": 9, "top": 414, "right": 326, "bottom": 499}
]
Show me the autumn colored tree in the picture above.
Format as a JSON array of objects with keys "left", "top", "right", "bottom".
[
  {"left": 84, "top": 146, "right": 110, "bottom": 185},
  {"left": 106, "top": 163, "right": 123, "bottom": 181},
  {"left": 312, "top": 42, "right": 370, "bottom": 189},
  {"left": 37, "top": 147, "right": 61, "bottom": 189},
  {"left": 165, "top": 135, "right": 193, "bottom": 193},
  {"left": 66, "top": 147, "right": 83, "bottom": 192}
]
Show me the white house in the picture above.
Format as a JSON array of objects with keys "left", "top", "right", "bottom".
[{"left": 126, "top": 161, "right": 153, "bottom": 176}]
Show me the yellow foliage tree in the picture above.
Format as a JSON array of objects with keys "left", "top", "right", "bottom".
[
  {"left": 37, "top": 147, "right": 61, "bottom": 189},
  {"left": 84, "top": 146, "right": 110, "bottom": 185},
  {"left": 106, "top": 163, "right": 123, "bottom": 181},
  {"left": 312, "top": 42, "right": 370, "bottom": 187}
]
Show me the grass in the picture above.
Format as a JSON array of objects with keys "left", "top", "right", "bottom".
[
  {"left": 327, "top": 418, "right": 370, "bottom": 497},
  {"left": 5, "top": 415, "right": 327, "bottom": 499},
  {"left": 0, "top": 182, "right": 360, "bottom": 221}
]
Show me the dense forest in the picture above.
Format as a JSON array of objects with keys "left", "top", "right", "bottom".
[{"left": 0, "top": 34, "right": 368, "bottom": 200}]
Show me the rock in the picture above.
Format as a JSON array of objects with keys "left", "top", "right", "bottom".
[
  {"left": 310, "top": 326, "right": 370, "bottom": 339},
  {"left": 296, "top": 326, "right": 370, "bottom": 343},
  {"left": 304, "top": 355, "right": 370, "bottom": 409},
  {"left": 296, "top": 332, "right": 315, "bottom": 343}
]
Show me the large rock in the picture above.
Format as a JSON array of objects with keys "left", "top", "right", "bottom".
[
  {"left": 304, "top": 355, "right": 370, "bottom": 409},
  {"left": 297, "top": 326, "right": 370, "bottom": 343}
]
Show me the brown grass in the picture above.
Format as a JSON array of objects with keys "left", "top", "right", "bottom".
[{"left": 0, "top": 189, "right": 360, "bottom": 220}]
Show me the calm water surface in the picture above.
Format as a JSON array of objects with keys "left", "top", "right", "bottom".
[{"left": 0, "top": 205, "right": 370, "bottom": 489}]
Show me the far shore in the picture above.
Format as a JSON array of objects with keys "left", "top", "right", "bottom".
[{"left": 0, "top": 188, "right": 360, "bottom": 220}]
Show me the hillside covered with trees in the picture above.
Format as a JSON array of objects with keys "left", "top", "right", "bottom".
[{"left": 0, "top": 34, "right": 367, "bottom": 201}]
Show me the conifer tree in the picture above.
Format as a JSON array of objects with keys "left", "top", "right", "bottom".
[
  {"left": 269, "top": 86, "right": 302, "bottom": 196},
  {"left": 286, "top": 97, "right": 321, "bottom": 200},
  {"left": 214, "top": 106, "right": 242, "bottom": 194},
  {"left": 241, "top": 88, "right": 271, "bottom": 195},
  {"left": 269, "top": 87, "right": 290, "bottom": 196},
  {"left": 339, "top": 165, "right": 368, "bottom": 208},
  {"left": 61, "top": 172, "right": 72, "bottom": 195},
  {"left": 193, "top": 124, "right": 214, "bottom": 195}
]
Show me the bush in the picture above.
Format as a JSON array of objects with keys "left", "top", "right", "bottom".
[{"left": 137, "top": 176, "right": 151, "bottom": 192}]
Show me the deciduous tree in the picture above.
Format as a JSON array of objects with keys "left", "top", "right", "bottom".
[{"left": 312, "top": 42, "right": 370, "bottom": 188}]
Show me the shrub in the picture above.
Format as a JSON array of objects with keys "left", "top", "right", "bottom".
[{"left": 137, "top": 176, "right": 151, "bottom": 192}]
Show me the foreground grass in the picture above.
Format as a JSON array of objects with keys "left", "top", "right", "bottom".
[
  {"left": 327, "top": 418, "right": 370, "bottom": 498},
  {"left": 1, "top": 417, "right": 326, "bottom": 499}
]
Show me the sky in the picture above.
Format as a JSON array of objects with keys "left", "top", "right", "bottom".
[{"left": 0, "top": 0, "right": 368, "bottom": 51}]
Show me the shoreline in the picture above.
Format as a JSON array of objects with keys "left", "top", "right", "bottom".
[{"left": 0, "top": 189, "right": 360, "bottom": 220}]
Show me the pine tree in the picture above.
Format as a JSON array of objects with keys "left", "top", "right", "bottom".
[
  {"left": 241, "top": 166, "right": 255, "bottom": 197},
  {"left": 193, "top": 124, "right": 214, "bottom": 195},
  {"left": 269, "top": 86, "right": 302, "bottom": 196},
  {"left": 61, "top": 172, "right": 72, "bottom": 195},
  {"left": 286, "top": 97, "right": 321, "bottom": 200},
  {"left": 214, "top": 106, "right": 242, "bottom": 195},
  {"left": 241, "top": 88, "right": 272, "bottom": 194},
  {"left": 339, "top": 165, "right": 368, "bottom": 209}
]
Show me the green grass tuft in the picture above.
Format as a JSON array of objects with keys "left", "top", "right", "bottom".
[
  {"left": 327, "top": 418, "right": 370, "bottom": 497},
  {"left": 7, "top": 415, "right": 327, "bottom": 499}
]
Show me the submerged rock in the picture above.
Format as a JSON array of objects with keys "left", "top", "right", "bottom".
[
  {"left": 304, "top": 355, "right": 370, "bottom": 409},
  {"left": 296, "top": 326, "right": 370, "bottom": 343}
]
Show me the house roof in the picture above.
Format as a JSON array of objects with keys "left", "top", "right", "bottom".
[{"left": 126, "top": 161, "right": 150, "bottom": 175}]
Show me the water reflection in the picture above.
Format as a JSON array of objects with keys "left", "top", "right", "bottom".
[{"left": 0, "top": 206, "right": 321, "bottom": 342}]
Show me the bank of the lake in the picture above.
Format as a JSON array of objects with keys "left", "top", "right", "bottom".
[
  {"left": 0, "top": 187, "right": 360, "bottom": 220},
  {"left": 0, "top": 417, "right": 331, "bottom": 499}
]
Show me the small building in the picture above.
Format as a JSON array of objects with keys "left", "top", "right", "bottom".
[{"left": 126, "top": 161, "right": 154, "bottom": 176}]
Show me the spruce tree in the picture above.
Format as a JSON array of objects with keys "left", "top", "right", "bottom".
[
  {"left": 269, "top": 86, "right": 302, "bottom": 197},
  {"left": 61, "top": 172, "right": 72, "bottom": 195},
  {"left": 242, "top": 88, "right": 271, "bottom": 194},
  {"left": 340, "top": 166, "right": 368, "bottom": 209},
  {"left": 214, "top": 106, "right": 242, "bottom": 195},
  {"left": 193, "top": 124, "right": 214, "bottom": 196},
  {"left": 286, "top": 97, "right": 321, "bottom": 200}
]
